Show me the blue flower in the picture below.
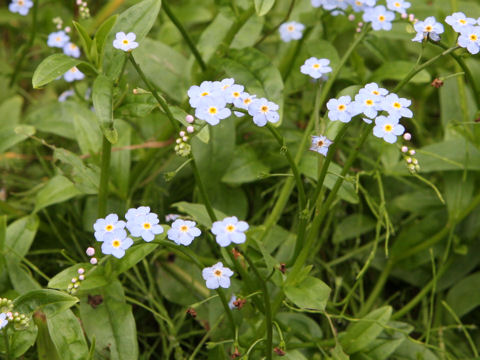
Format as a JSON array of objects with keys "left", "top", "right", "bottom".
[
  {"left": 309, "top": 135, "right": 332, "bottom": 156},
  {"left": 211, "top": 216, "right": 249, "bottom": 247},
  {"left": 113, "top": 32, "right": 139, "bottom": 52},
  {"left": 58, "top": 90, "right": 74, "bottom": 102},
  {"left": 222, "top": 83, "right": 245, "bottom": 104},
  {"left": 233, "top": 92, "right": 256, "bottom": 117},
  {"left": 458, "top": 26, "right": 480, "bottom": 54},
  {"left": 327, "top": 96, "right": 354, "bottom": 123},
  {"left": 63, "top": 42, "right": 81, "bottom": 58},
  {"left": 358, "top": 82, "right": 389, "bottom": 100},
  {"left": 248, "top": 98, "right": 280, "bottom": 127},
  {"left": 373, "top": 116, "right": 405, "bottom": 143},
  {"left": 127, "top": 213, "right": 164, "bottom": 242},
  {"left": 47, "top": 31, "right": 70, "bottom": 48},
  {"left": 195, "top": 96, "right": 232, "bottom": 125},
  {"left": 445, "top": 12, "right": 476, "bottom": 33},
  {"left": 386, "top": 0, "right": 411, "bottom": 14},
  {"left": 352, "top": 93, "right": 381, "bottom": 119},
  {"left": 63, "top": 67, "right": 84, "bottom": 82},
  {"left": 101, "top": 229, "right": 133, "bottom": 259},
  {"left": 380, "top": 93, "right": 413, "bottom": 119},
  {"left": 93, "top": 213, "right": 126, "bottom": 242},
  {"left": 363, "top": 6, "right": 395, "bottom": 31},
  {"left": 126, "top": 206, "right": 151, "bottom": 222},
  {"left": 279, "top": 21, "right": 305, "bottom": 42},
  {"left": 412, "top": 17, "right": 444, "bottom": 42},
  {"left": 167, "top": 219, "right": 201, "bottom": 246},
  {"left": 0, "top": 313, "right": 8, "bottom": 330},
  {"left": 188, "top": 81, "right": 221, "bottom": 108},
  {"left": 9, "top": 0, "right": 33, "bottom": 16},
  {"left": 300, "top": 57, "right": 332, "bottom": 80},
  {"left": 228, "top": 295, "right": 237, "bottom": 309},
  {"left": 321, "top": 0, "right": 349, "bottom": 14},
  {"left": 351, "top": 0, "right": 377, "bottom": 13},
  {"left": 202, "top": 262, "right": 234, "bottom": 289}
]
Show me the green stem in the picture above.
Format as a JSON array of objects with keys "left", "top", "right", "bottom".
[
  {"left": 3, "top": 329, "right": 10, "bottom": 360},
  {"left": 189, "top": 154, "right": 217, "bottom": 222},
  {"left": 358, "top": 260, "right": 394, "bottom": 316},
  {"left": 216, "top": 288, "right": 236, "bottom": 335},
  {"left": 10, "top": 0, "right": 38, "bottom": 87},
  {"left": 266, "top": 124, "right": 306, "bottom": 210},
  {"left": 255, "top": 0, "right": 297, "bottom": 46},
  {"left": 128, "top": 53, "right": 180, "bottom": 132},
  {"left": 98, "top": 137, "right": 112, "bottom": 218},
  {"left": 162, "top": 1, "right": 206, "bottom": 71}
]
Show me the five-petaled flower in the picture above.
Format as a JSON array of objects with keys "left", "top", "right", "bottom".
[
  {"left": 373, "top": 116, "right": 405, "bottom": 143},
  {"left": 167, "top": 219, "right": 201, "bottom": 246},
  {"left": 279, "top": 21, "right": 305, "bottom": 42},
  {"left": 327, "top": 96, "right": 354, "bottom": 123},
  {"left": 101, "top": 229, "right": 133, "bottom": 259},
  {"left": 202, "top": 262, "right": 234, "bottom": 289},
  {"left": 310, "top": 135, "right": 332, "bottom": 156},
  {"left": 211, "top": 216, "right": 249, "bottom": 247},
  {"left": 412, "top": 16, "right": 444, "bottom": 42},
  {"left": 0, "top": 313, "right": 8, "bottom": 330},
  {"left": 94, "top": 214, "right": 126, "bottom": 242},
  {"left": 386, "top": 0, "right": 411, "bottom": 15},
  {"left": 300, "top": 57, "right": 332, "bottom": 80},
  {"left": 113, "top": 32, "right": 139, "bottom": 52},
  {"left": 63, "top": 42, "right": 81, "bottom": 58},
  {"left": 445, "top": 12, "right": 476, "bottom": 33},
  {"left": 9, "top": 0, "right": 33, "bottom": 16},
  {"left": 127, "top": 212, "right": 164, "bottom": 242},
  {"left": 195, "top": 97, "right": 232, "bottom": 125},
  {"left": 248, "top": 98, "right": 280, "bottom": 127},
  {"left": 458, "top": 26, "right": 480, "bottom": 55},
  {"left": 381, "top": 93, "right": 413, "bottom": 119},
  {"left": 363, "top": 6, "right": 395, "bottom": 31},
  {"left": 48, "top": 31, "right": 70, "bottom": 48},
  {"left": 64, "top": 67, "right": 85, "bottom": 82}
]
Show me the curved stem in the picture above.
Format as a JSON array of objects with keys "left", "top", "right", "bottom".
[
  {"left": 189, "top": 154, "right": 217, "bottom": 222},
  {"left": 98, "top": 137, "right": 112, "bottom": 218},
  {"left": 128, "top": 53, "right": 180, "bottom": 132},
  {"left": 162, "top": 1, "right": 206, "bottom": 71},
  {"left": 10, "top": 0, "right": 38, "bottom": 87}
]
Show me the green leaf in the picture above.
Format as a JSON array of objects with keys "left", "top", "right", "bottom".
[
  {"left": 14, "top": 289, "right": 79, "bottom": 317},
  {"left": 34, "top": 311, "right": 62, "bottom": 360},
  {"left": 92, "top": 74, "right": 117, "bottom": 143},
  {"left": 221, "top": 145, "right": 270, "bottom": 184},
  {"left": 254, "top": 0, "right": 275, "bottom": 16},
  {"left": 110, "top": 120, "right": 131, "bottom": 197},
  {"left": 172, "top": 202, "right": 227, "bottom": 228},
  {"left": 0, "top": 323, "right": 38, "bottom": 357},
  {"left": 103, "top": 0, "right": 162, "bottom": 80},
  {"left": 94, "top": 15, "right": 118, "bottom": 68},
  {"left": 79, "top": 281, "right": 139, "bottom": 360},
  {"left": 0, "top": 96, "right": 36, "bottom": 152},
  {"left": 446, "top": 271, "right": 480, "bottom": 318},
  {"left": 54, "top": 148, "right": 100, "bottom": 194},
  {"left": 5, "top": 215, "right": 39, "bottom": 262},
  {"left": 369, "top": 61, "right": 431, "bottom": 84},
  {"left": 48, "top": 263, "right": 108, "bottom": 292},
  {"left": 340, "top": 306, "right": 392, "bottom": 354},
  {"left": 47, "top": 310, "right": 89, "bottom": 360},
  {"left": 332, "top": 214, "right": 376, "bottom": 244},
  {"left": 197, "top": 12, "right": 234, "bottom": 63},
  {"left": 112, "top": 238, "right": 164, "bottom": 276},
  {"left": 34, "top": 176, "right": 82, "bottom": 213},
  {"left": 73, "top": 21, "right": 93, "bottom": 63},
  {"left": 32, "top": 54, "right": 82, "bottom": 88},
  {"left": 284, "top": 276, "right": 331, "bottom": 311}
]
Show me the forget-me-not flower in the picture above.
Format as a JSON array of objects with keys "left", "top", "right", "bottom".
[
  {"left": 167, "top": 219, "right": 201, "bottom": 246},
  {"left": 211, "top": 216, "right": 249, "bottom": 247},
  {"left": 248, "top": 98, "right": 280, "bottom": 127},
  {"left": 64, "top": 67, "right": 84, "bottom": 82},
  {"left": 386, "top": 0, "right": 411, "bottom": 14},
  {"left": 373, "top": 116, "right": 405, "bottom": 143},
  {"left": 101, "top": 229, "right": 133, "bottom": 259},
  {"left": 458, "top": 26, "right": 480, "bottom": 54},
  {"left": 363, "top": 6, "right": 395, "bottom": 31},
  {"left": 351, "top": 0, "right": 377, "bottom": 13},
  {"left": 445, "top": 12, "right": 476, "bottom": 33},
  {"left": 113, "top": 32, "right": 139, "bottom": 52},
  {"left": 127, "top": 212, "right": 164, "bottom": 242},
  {"left": 381, "top": 93, "right": 413, "bottom": 119},
  {"left": 94, "top": 214, "right": 126, "bottom": 242},
  {"left": 359, "top": 82, "right": 389, "bottom": 100},
  {"left": 412, "top": 17, "right": 444, "bottom": 42},
  {"left": 63, "top": 42, "right": 81, "bottom": 58},
  {"left": 352, "top": 93, "right": 381, "bottom": 118},
  {"left": 202, "top": 262, "right": 234, "bottom": 289},
  {"left": 9, "top": 0, "right": 33, "bottom": 15},
  {"left": 234, "top": 92, "right": 256, "bottom": 117},
  {"left": 0, "top": 313, "right": 8, "bottom": 330},
  {"left": 195, "top": 97, "right": 231, "bottom": 125},
  {"left": 222, "top": 83, "right": 245, "bottom": 104},
  {"left": 188, "top": 81, "right": 221, "bottom": 108},
  {"left": 58, "top": 89, "right": 74, "bottom": 102},
  {"left": 310, "top": 135, "right": 332, "bottom": 156},
  {"left": 327, "top": 96, "right": 354, "bottom": 123},
  {"left": 279, "top": 21, "right": 305, "bottom": 42},
  {"left": 48, "top": 31, "right": 70, "bottom": 48},
  {"left": 300, "top": 57, "right": 332, "bottom": 80},
  {"left": 126, "top": 206, "right": 151, "bottom": 222}
]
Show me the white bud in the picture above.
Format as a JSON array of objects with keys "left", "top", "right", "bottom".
[
  {"left": 176, "top": 138, "right": 182, "bottom": 144},
  {"left": 401, "top": 13, "right": 407, "bottom": 19},
  {"left": 71, "top": 277, "right": 77, "bottom": 283},
  {"left": 187, "top": 126, "right": 194, "bottom": 133},
  {"left": 403, "top": 133, "right": 412, "bottom": 141},
  {"left": 73, "top": 283, "right": 79, "bottom": 288},
  {"left": 409, "top": 149, "right": 416, "bottom": 155},
  {"left": 79, "top": 275, "right": 85, "bottom": 281},
  {"left": 348, "top": 14, "right": 355, "bottom": 21},
  {"left": 182, "top": 136, "right": 188, "bottom": 142},
  {"left": 77, "top": 268, "right": 85, "bottom": 275},
  {"left": 401, "top": 146, "right": 408, "bottom": 153},
  {"left": 356, "top": 28, "right": 361, "bottom": 33},
  {"left": 65, "top": 26, "right": 71, "bottom": 33},
  {"left": 413, "top": 159, "right": 418, "bottom": 165},
  {"left": 179, "top": 131, "right": 185, "bottom": 137},
  {"left": 185, "top": 115, "right": 194, "bottom": 123},
  {"left": 86, "top": 247, "right": 95, "bottom": 256},
  {"left": 90, "top": 257, "right": 98, "bottom": 265}
]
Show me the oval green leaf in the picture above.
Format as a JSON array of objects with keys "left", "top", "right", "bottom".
[{"left": 32, "top": 54, "right": 82, "bottom": 88}]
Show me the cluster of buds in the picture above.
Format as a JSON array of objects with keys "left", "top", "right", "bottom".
[
  {"left": 86, "top": 247, "right": 97, "bottom": 265},
  {"left": 0, "top": 298, "right": 13, "bottom": 313},
  {"left": 400, "top": 132, "right": 420, "bottom": 173},
  {"left": 1, "top": 298, "right": 30, "bottom": 331},
  {"left": 67, "top": 268, "right": 86, "bottom": 295},
  {"left": 52, "top": 17, "right": 71, "bottom": 33},
  {"left": 174, "top": 115, "right": 195, "bottom": 157},
  {"left": 76, "top": 0, "right": 90, "bottom": 18}
]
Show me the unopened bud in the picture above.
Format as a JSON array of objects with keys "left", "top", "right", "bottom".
[
  {"left": 185, "top": 115, "right": 194, "bottom": 123},
  {"left": 79, "top": 275, "right": 85, "bottom": 281},
  {"left": 179, "top": 131, "right": 185, "bottom": 137},
  {"left": 90, "top": 257, "right": 98, "bottom": 265},
  {"left": 86, "top": 247, "right": 95, "bottom": 256},
  {"left": 187, "top": 126, "right": 194, "bottom": 133},
  {"left": 409, "top": 149, "right": 416, "bottom": 155},
  {"left": 348, "top": 14, "right": 355, "bottom": 21},
  {"left": 403, "top": 133, "right": 412, "bottom": 141},
  {"left": 401, "top": 146, "right": 408, "bottom": 153},
  {"left": 78, "top": 268, "right": 85, "bottom": 275}
]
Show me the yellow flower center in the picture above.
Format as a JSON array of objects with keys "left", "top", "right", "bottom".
[
  {"left": 122, "top": 39, "right": 129, "bottom": 44},
  {"left": 459, "top": 19, "right": 466, "bottom": 24},
  {"left": 393, "top": 102, "right": 401, "bottom": 109},
  {"left": 313, "top": 64, "right": 320, "bottom": 69},
  {"left": 261, "top": 105, "right": 269, "bottom": 113},
  {"left": 378, "top": 15, "right": 385, "bottom": 22},
  {"left": 425, "top": 25, "right": 433, "bottom": 32},
  {"left": 56, "top": 37, "right": 61, "bottom": 42},
  {"left": 222, "top": 84, "right": 230, "bottom": 90},
  {"left": 338, "top": 104, "right": 346, "bottom": 111},
  {"left": 287, "top": 25, "right": 294, "bottom": 32},
  {"left": 384, "top": 124, "right": 393, "bottom": 132},
  {"left": 180, "top": 225, "right": 189, "bottom": 232},
  {"left": 317, "top": 140, "right": 324, "bottom": 147},
  {"left": 244, "top": 98, "right": 252, "bottom": 105},
  {"left": 365, "top": 99, "right": 374, "bottom": 106},
  {"left": 233, "top": 92, "right": 240, "bottom": 98},
  {"left": 18, "top": 0, "right": 24, "bottom": 5},
  {"left": 70, "top": 44, "right": 76, "bottom": 49},
  {"left": 394, "top": 2, "right": 400, "bottom": 7},
  {"left": 208, "top": 107, "right": 218, "bottom": 114},
  {"left": 112, "top": 240, "right": 121, "bottom": 248},
  {"left": 470, "top": 34, "right": 478, "bottom": 41},
  {"left": 214, "top": 269, "right": 222, "bottom": 276},
  {"left": 355, "top": 1, "right": 362, "bottom": 5},
  {"left": 201, "top": 92, "right": 209, "bottom": 97},
  {"left": 373, "top": 90, "right": 379, "bottom": 95},
  {"left": 143, "top": 223, "right": 151, "bottom": 229},
  {"left": 70, "top": 67, "right": 77, "bottom": 73},
  {"left": 105, "top": 224, "right": 113, "bottom": 231},
  {"left": 226, "top": 224, "right": 235, "bottom": 232}
]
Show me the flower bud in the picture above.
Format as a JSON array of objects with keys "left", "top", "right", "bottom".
[
  {"left": 187, "top": 126, "right": 194, "bottom": 133},
  {"left": 403, "top": 133, "right": 412, "bottom": 141},
  {"left": 185, "top": 115, "right": 194, "bottom": 123},
  {"left": 86, "top": 247, "right": 95, "bottom": 256},
  {"left": 90, "top": 257, "right": 98, "bottom": 265},
  {"left": 401, "top": 146, "right": 408, "bottom": 153}
]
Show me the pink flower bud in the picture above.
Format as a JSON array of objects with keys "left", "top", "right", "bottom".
[
  {"left": 77, "top": 268, "right": 85, "bottom": 275},
  {"left": 179, "top": 131, "right": 185, "bottom": 137},
  {"left": 79, "top": 275, "right": 85, "bottom": 281},
  {"left": 187, "top": 126, "right": 194, "bottom": 133},
  {"left": 348, "top": 14, "right": 355, "bottom": 21},
  {"left": 403, "top": 133, "right": 412, "bottom": 141},
  {"left": 182, "top": 136, "right": 188, "bottom": 142},
  {"left": 401, "top": 13, "right": 407, "bottom": 19},
  {"left": 90, "top": 257, "right": 98, "bottom": 265},
  {"left": 409, "top": 149, "right": 416, "bottom": 155},
  {"left": 401, "top": 146, "right": 408, "bottom": 153},
  {"left": 185, "top": 115, "right": 194, "bottom": 123},
  {"left": 86, "top": 247, "right": 95, "bottom": 256}
]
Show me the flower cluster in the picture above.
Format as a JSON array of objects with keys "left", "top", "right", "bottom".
[
  {"left": 174, "top": 115, "right": 195, "bottom": 157},
  {"left": 326, "top": 83, "right": 410, "bottom": 144},
  {"left": 187, "top": 78, "right": 280, "bottom": 127},
  {"left": 400, "top": 133, "right": 420, "bottom": 173},
  {"left": 93, "top": 207, "right": 163, "bottom": 259},
  {"left": 76, "top": 0, "right": 91, "bottom": 19},
  {"left": 0, "top": 298, "right": 29, "bottom": 331},
  {"left": 67, "top": 268, "right": 86, "bottom": 294},
  {"left": 446, "top": 12, "right": 480, "bottom": 55},
  {"left": 9, "top": 0, "right": 33, "bottom": 16},
  {"left": 279, "top": 21, "right": 305, "bottom": 42}
]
